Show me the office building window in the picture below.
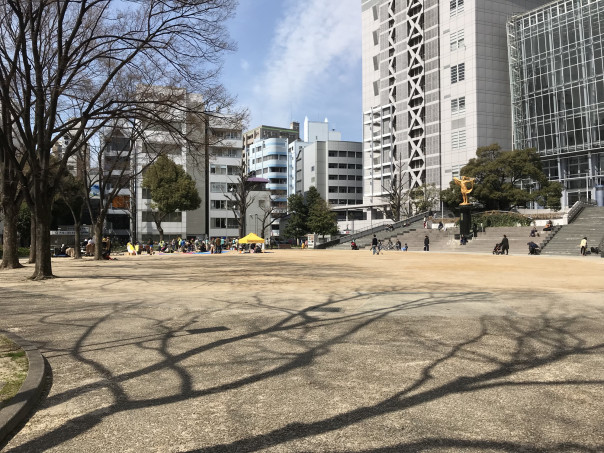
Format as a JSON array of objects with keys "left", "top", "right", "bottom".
[
  {"left": 450, "top": 0, "right": 464, "bottom": 17},
  {"left": 212, "top": 218, "right": 226, "bottom": 229},
  {"left": 451, "top": 63, "right": 465, "bottom": 84},
  {"left": 452, "top": 130, "right": 467, "bottom": 149},
  {"left": 450, "top": 30, "right": 464, "bottom": 51},
  {"left": 210, "top": 182, "right": 226, "bottom": 193},
  {"left": 451, "top": 96, "right": 466, "bottom": 115},
  {"left": 210, "top": 200, "right": 227, "bottom": 210}
]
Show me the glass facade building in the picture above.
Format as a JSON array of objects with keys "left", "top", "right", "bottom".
[{"left": 508, "top": 0, "right": 604, "bottom": 208}]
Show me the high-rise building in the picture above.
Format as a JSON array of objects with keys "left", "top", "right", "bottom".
[
  {"left": 247, "top": 138, "right": 290, "bottom": 237},
  {"left": 294, "top": 140, "right": 363, "bottom": 205},
  {"left": 508, "top": 0, "right": 604, "bottom": 208},
  {"left": 243, "top": 122, "right": 300, "bottom": 162},
  {"left": 361, "top": 0, "right": 546, "bottom": 214}
]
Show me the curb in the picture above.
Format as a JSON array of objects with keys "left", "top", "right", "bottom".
[{"left": 0, "top": 330, "right": 46, "bottom": 444}]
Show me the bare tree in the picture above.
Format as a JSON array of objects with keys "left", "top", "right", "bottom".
[
  {"left": 0, "top": 0, "right": 239, "bottom": 279},
  {"left": 380, "top": 165, "right": 412, "bottom": 222},
  {"left": 56, "top": 170, "right": 87, "bottom": 259},
  {"left": 257, "top": 202, "right": 286, "bottom": 240},
  {"left": 224, "top": 164, "right": 256, "bottom": 239},
  {"left": 0, "top": 155, "right": 25, "bottom": 269}
]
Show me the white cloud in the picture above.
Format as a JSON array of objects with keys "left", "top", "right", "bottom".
[
  {"left": 249, "top": 0, "right": 361, "bottom": 127},
  {"left": 240, "top": 59, "right": 250, "bottom": 71}
]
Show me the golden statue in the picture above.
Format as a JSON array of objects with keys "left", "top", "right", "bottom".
[{"left": 453, "top": 176, "right": 476, "bottom": 205}]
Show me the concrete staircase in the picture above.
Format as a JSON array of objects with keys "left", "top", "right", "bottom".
[
  {"left": 540, "top": 206, "right": 604, "bottom": 256},
  {"left": 453, "top": 226, "right": 557, "bottom": 255},
  {"left": 334, "top": 220, "right": 425, "bottom": 250},
  {"left": 340, "top": 224, "right": 549, "bottom": 255}
]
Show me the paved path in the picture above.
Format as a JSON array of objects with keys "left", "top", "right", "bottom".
[{"left": 1, "top": 250, "right": 603, "bottom": 452}]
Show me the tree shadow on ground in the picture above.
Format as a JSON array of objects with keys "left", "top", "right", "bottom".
[{"left": 1, "top": 287, "right": 603, "bottom": 452}]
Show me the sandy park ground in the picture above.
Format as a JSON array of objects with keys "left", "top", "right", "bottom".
[{"left": 1, "top": 249, "right": 603, "bottom": 452}]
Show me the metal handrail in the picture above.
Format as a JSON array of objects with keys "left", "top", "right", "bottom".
[
  {"left": 567, "top": 200, "right": 585, "bottom": 224},
  {"left": 318, "top": 212, "right": 429, "bottom": 249}
]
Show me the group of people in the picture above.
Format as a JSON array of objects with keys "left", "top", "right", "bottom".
[
  {"left": 368, "top": 235, "right": 408, "bottom": 254},
  {"left": 124, "top": 236, "right": 265, "bottom": 256}
]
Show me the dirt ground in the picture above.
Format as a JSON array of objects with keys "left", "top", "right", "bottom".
[
  {"left": 1, "top": 250, "right": 603, "bottom": 452},
  {"left": 2, "top": 249, "right": 603, "bottom": 297}
]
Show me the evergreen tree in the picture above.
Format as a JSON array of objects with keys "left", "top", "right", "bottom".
[
  {"left": 142, "top": 155, "right": 201, "bottom": 242},
  {"left": 441, "top": 144, "right": 562, "bottom": 211},
  {"left": 307, "top": 198, "right": 338, "bottom": 240},
  {"left": 283, "top": 194, "right": 307, "bottom": 240}
]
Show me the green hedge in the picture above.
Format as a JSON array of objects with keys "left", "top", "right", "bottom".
[
  {"left": 473, "top": 211, "right": 532, "bottom": 228},
  {"left": 0, "top": 246, "right": 30, "bottom": 259}
]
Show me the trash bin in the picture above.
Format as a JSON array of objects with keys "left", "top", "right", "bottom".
[{"left": 596, "top": 185, "right": 604, "bottom": 207}]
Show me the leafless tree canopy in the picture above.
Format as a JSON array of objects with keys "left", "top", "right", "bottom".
[{"left": 0, "top": 0, "right": 241, "bottom": 278}]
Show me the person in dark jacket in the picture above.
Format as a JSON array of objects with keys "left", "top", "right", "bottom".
[
  {"left": 424, "top": 235, "right": 430, "bottom": 252},
  {"left": 527, "top": 241, "right": 540, "bottom": 255},
  {"left": 500, "top": 235, "right": 509, "bottom": 255},
  {"left": 371, "top": 235, "right": 378, "bottom": 255}
]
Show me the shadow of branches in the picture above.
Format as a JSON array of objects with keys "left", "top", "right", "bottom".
[{"left": 1, "top": 285, "right": 603, "bottom": 452}]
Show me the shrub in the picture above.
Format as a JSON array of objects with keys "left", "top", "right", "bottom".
[
  {"left": 473, "top": 211, "right": 532, "bottom": 227},
  {"left": 0, "top": 246, "right": 30, "bottom": 259}
]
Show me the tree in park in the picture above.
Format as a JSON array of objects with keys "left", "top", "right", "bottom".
[
  {"left": 283, "top": 186, "right": 338, "bottom": 241},
  {"left": 409, "top": 184, "right": 440, "bottom": 214},
  {"left": 440, "top": 144, "right": 562, "bottom": 211},
  {"left": 56, "top": 171, "right": 89, "bottom": 260},
  {"left": 282, "top": 193, "right": 307, "bottom": 240},
  {"left": 0, "top": 0, "right": 238, "bottom": 279},
  {"left": 257, "top": 200, "right": 286, "bottom": 240},
  {"left": 307, "top": 198, "right": 338, "bottom": 240},
  {"left": 0, "top": 147, "right": 27, "bottom": 269},
  {"left": 379, "top": 164, "right": 412, "bottom": 221},
  {"left": 223, "top": 164, "right": 257, "bottom": 239},
  {"left": 142, "top": 155, "right": 201, "bottom": 242}
]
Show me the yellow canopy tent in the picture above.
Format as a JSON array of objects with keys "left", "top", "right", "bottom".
[{"left": 238, "top": 233, "right": 265, "bottom": 244}]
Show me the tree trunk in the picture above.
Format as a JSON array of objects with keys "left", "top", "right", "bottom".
[
  {"left": 73, "top": 220, "right": 82, "bottom": 259},
  {"left": 154, "top": 217, "right": 164, "bottom": 243},
  {"left": 29, "top": 215, "right": 37, "bottom": 264},
  {"left": 239, "top": 208, "right": 246, "bottom": 239},
  {"left": 31, "top": 200, "right": 54, "bottom": 279},
  {"left": 93, "top": 221, "right": 103, "bottom": 260},
  {"left": 0, "top": 197, "right": 23, "bottom": 270}
]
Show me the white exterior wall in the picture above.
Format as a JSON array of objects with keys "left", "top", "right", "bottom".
[
  {"left": 303, "top": 117, "right": 343, "bottom": 142},
  {"left": 247, "top": 138, "right": 289, "bottom": 236},
  {"left": 289, "top": 139, "right": 309, "bottom": 197},
  {"left": 362, "top": 0, "right": 548, "bottom": 208},
  {"left": 439, "top": 0, "right": 546, "bottom": 187},
  {"left": 208, "top": 136, "right": 243, "bottom": 239}
]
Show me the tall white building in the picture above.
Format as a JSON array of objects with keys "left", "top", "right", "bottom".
[
  {"left": 247, "top": 138, "right": 290, "bottom": 237},
  {"left": 294, "top": 141, "right": 363, "bottom": 205},
  {"left": 361, "top": 0, "right": 547, "bottom": 211}
]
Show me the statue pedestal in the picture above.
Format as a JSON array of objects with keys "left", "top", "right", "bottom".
[{"left": 459, "top": 205, "right": 471, "bottom": 238}]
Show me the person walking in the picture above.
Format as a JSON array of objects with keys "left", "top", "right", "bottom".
[
  {"left": 580, "top": 237, "right": 588, "bottom": 256},
  {"left": 423, "top": 235, "right": 430, "bottom": 252},
  {"left": 501, "top": 234, "right": 509, "bottom": 255},
  {"left": 371, "top": 234, "right": 378, "bottom": 255}
]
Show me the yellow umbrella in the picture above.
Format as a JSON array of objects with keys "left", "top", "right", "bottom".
[{"left": 238, "top": 233, "right": 265, "bottom": 244}]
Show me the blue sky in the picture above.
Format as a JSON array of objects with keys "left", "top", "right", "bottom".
[{"left": 220, "top": 0, "right": 362, "bottom": 142}]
